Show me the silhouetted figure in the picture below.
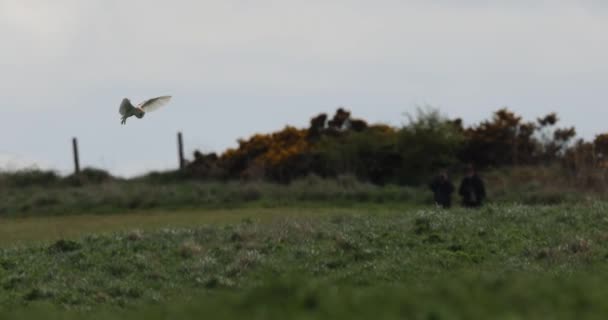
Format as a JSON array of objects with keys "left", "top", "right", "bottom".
[
  {"left": 429, "top": 171, "right": 455, "bottom": 208},
  {"left": 459, "top": 165, "right": 486, "bottom": 208}
]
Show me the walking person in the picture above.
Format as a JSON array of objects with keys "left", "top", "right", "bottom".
[
  {"left": 429, "top": 170, "right": 455, "bottom": 209},
  {"left": 458, "top": 164, "right": 486, "bottom": 208}
]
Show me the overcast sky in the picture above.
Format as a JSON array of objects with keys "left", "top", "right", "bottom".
[{"left": 1, "top": 0, "right": 607, "bottom": 176}]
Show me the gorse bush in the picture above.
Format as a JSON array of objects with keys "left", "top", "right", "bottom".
[
  {"left": 395, "top": 107, "right": 464, "bottom": 184},
  {"left": 314, "top": 125, "right": 402, "bottom": 184},
  {"left": 185, "top": 107, "right": 466, "bottom": 185},
  {"left": 183, "top": 106, "right": 599, "bottom": 186}
]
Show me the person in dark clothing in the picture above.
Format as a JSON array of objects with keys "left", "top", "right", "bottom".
[
  {"left": 429, "top": 170, "right": 455, "bottom": 208},
  {"left": 459, "top": 165, "right": 486, "bottom": 208}
]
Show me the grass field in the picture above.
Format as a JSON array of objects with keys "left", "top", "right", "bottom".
[
  {"left": 0, "top": 206, "right": 388, "bottom": 245},
  {"left": 2, "top": 202, "right": 608, "bottom": 319}
]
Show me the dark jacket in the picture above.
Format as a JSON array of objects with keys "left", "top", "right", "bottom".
[
  {"left": 458, "top": 174, "right": 486, "bottom": 207},
  {"left": 429, "top": 176, "right": 455, "bottom": 208}
]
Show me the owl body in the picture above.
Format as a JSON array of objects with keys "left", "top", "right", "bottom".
[
  {"left": 119, "top": 96, "right": 171, "bottom": 124},
  {"left": 134, "top": 107, "right": 145, "bottom": 118}
]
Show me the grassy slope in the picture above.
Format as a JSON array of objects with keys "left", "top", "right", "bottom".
[
  {"left": 0, "top": 178, "right": 427, "bottom": 217},
  {"left": 2, "top": 165, "right": 602, "bottom": 218},
  {"left": 2, "top": 203, "right": 608, "bottom": 318}
]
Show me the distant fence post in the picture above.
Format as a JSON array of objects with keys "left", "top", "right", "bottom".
[
  {"left": 177, "top": 132, "right": 185, "bottom": 170},
  {"left": 72, "top": 137, "right": 80, "bottom": 174}
]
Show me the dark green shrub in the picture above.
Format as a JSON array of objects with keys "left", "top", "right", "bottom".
[{"left": 0, "top": 169, "right": 60, "bottom": 187}]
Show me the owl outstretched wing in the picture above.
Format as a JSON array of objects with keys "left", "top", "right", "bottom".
[
  {"left": 119, "top": 98, "right": 135, "bottom": 116},
  {"left": 137, "top": 95, "right": 172, "bottom": 113}
]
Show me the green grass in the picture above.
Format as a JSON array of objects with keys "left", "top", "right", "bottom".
[
  {"left": 2, "top": 203, "right": 608, "bottom": 318},
  {"left": 0, "top": 206, "right": 406, "bottom": 246},
  {"left": 0, "top": 176, "right": 429, "bottom": 217},
  {"left": 2, "top": 166, "right": 606, "bottom": 218}
]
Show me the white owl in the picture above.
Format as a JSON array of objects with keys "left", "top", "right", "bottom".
[{"left": 119, "top": 95, "right": 172, "bottom": 125}]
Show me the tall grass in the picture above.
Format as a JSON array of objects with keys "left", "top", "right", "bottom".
[
  {"left": 482, "top": 165, "right": 606, "bottom": 205},
  {"left": 0, "top": 172, "right": 428, "bottom": 216},
  {"left": 2, "top": 165, "right": 608, "bottom": 216}
]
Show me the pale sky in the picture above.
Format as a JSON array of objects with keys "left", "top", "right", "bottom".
[{"left": 1, "top": 0, "right": 607, "bottom": 176}]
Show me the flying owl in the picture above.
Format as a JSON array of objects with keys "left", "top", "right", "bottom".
[{"left": 119, "top": 95, "right": 172, "bottom": 125}]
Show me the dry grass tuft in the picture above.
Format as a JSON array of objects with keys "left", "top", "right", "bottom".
[
  {"left": 179, "top": 240, "right": 203, "bottom": 258},
  {"left": 536, "top": 238, "right": 592, "bottom": 260},
  {"left": 127, "top": 229, "right": 144, "bottom": 241}
]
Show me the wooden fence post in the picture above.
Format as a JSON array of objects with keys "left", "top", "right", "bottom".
[
  {"left": 177, "top": 132, "right": 185, "bottom": 170},
  {"left": 72, "top": 137, "right": 80, "bottom": 174}
]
